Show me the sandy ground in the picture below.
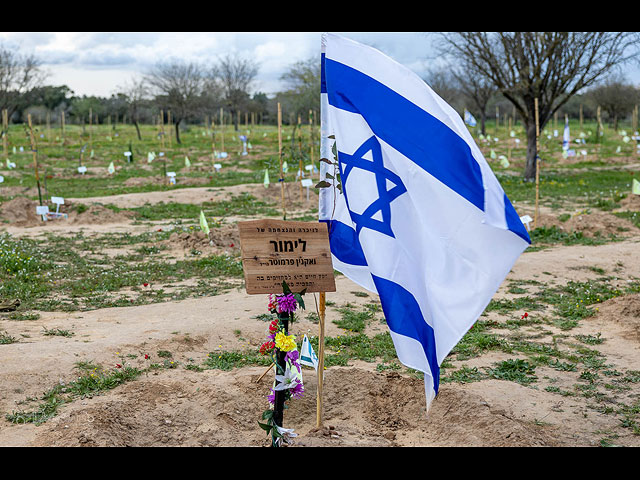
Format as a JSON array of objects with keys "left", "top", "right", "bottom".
[{"left": 0, "top": 183, "right": 640, "bottom": 447}]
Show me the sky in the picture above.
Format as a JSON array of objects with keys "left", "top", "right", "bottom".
[
  {"left": 1, "top": 32, "right": 639, "bottom": 99},
  {"left": 0, "top": 32, "right": 438, "bottom": 98}
]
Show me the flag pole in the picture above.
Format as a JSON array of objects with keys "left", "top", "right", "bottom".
[
  {"left": 317, "top": 291, "right": 326, "bottom": 427},
  {"left": 277, "top": 102, "right": 286, "bottom": 219},
  {"left": 534, "top": 97, "right": 540, "bottom": 229}
]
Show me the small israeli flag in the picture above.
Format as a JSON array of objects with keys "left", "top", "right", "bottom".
[
  {"left": 464, "top": 109, "right": 477, "bottom": 127},
  {"left": 299, "top": 334, "right": 318, "bottom": 370}
]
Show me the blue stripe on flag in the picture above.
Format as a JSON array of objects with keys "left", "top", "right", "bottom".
[
  {"left": 371, "top": 274, "right": 440, "bottom": 394},
  {"left": 320, "top": 219, "right": 368, "bottom": 266},
  {"left": 503, "top": 193, "right": 531, "bottom": 244},
  {"left": 324, "top": 57, "right": 485, "bottom": 212}
]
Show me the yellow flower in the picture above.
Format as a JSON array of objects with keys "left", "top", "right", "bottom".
[{"left": 275, "top": 331, "right": 297, "bottom": 352}]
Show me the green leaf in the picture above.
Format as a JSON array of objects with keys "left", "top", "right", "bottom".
[
  {"left": 282, "top": 281, "right": 291, "bottom": 295},
  {"left": 293, "top": 293, "right": 306, "bottom": 310},
  {"left": 319, "top": 158, "right": 333, "bottom": 164},
  {"left": 325, "top": 173, "right": 334, "bottom": 180},
  {"left": 258, "top": 421, "right": 273, "bottom": 432},
  {"left": 315, "top": 181, "right": 331, "bottom": 188}
]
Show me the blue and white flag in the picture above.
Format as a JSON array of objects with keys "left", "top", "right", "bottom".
[
  {"left": 464, "top": 109, "right": 477, "bottom": 127},
  {"left": 300, "top": 334, "right": 319, "bottom": 371},
  {"left": 563, "top": 118, "right": 570, "bottom": 151},
  {"left": 318, "top": 33, "right": 530, "bottom": 410}
]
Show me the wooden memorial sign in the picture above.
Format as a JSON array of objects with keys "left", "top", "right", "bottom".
[{"left": 238, "top": 219, "right": 336, "bottom": 295}]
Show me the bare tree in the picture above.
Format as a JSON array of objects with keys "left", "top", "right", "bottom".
[
  {"left": 279, "top": 55, "right": 321, "bottom": 119},
  {"left": 436, "top": 32, "right": 640, "bottom": 180},
  {"left": 586, "top": 74, "right": 639, "bottom": 131},
  {"left": 0, "top": 43, "right": 47, "bottom": 119},
  {"left": 145, "top": 60, "right": 210, "bottom": 144},
  {"left": 117, "top": 78, "right": 149, "bottom": 141},
  {"left": 213, "top": 54, "right": 259, "bottom": 131},
  {"left": 450, "top": 62, "right": 497, "bottom": 136}
]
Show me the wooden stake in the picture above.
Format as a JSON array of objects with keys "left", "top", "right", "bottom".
[
  {"left": 317, "top": 291, "right": 326, "bottom": 428},
  {"left": 27, "top": 114, "right": 43, "bottom": 206},
  {"left": 277, "top": 102, "right": 286, "bottom": 219},
  {"left": 309, "top": 109, "right": 315, "bottom": 178},
  {"left": 2, "top": 109, "right": 7, "bottom": 161},
  {"left": 534, "top": 98, "right": 540, "bottom": 229},
  {"left": 298, "top": 115, "right": 304, "bottom": 202},
  {"left": 220, "top": 108, "right": 225, "bottom": 153},
  {"left": 168, "top": 110, "right": 172, "bottom": 148},
  {"left": 89, "top": 107, "right": 93, "bottom": 150}
]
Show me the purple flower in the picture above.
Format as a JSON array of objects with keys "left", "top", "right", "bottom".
[
  {"left": 267, "top": 388, "right": 275, "bottom": 405},
  {"left": 290, "top": 381, "right": 304, "bottom": 399},
  {"left": 277, "top": 294, "right": 297, "bottom": 313},
  {"left": 285, "top": 351, "right": 301, "bottom": 372}
]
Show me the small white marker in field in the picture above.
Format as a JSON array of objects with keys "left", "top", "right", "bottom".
[{"left": 520, "top": 215, "right": 533, "bottom": 231}]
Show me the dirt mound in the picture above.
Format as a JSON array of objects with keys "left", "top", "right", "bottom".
[
  {"left": 535, "top": 211, "right": 638, "bottom": 237},
  {"left": 0, "top": 197, "right": 136, "bottom": 227},
  {"left": 168, "top": 224, "right": 240, "bottom": 253},
  {"left": 620, "top": 193, "right": 640, "bottom": 210},
  {"left": 595, "top": 293, "right": 640, "bottom": 341},
  {"left": 0, "top": 197, "right": 41, "bottom": 226},
  {"left": 70, "top": 204, "right": 136, "bottom": 225},
  {"left": 28, "top": 366, "right": 560, "bottom": 447}
]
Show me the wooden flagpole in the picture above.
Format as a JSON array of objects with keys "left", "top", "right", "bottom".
[
  {"left": 317, "top": 291, "right": 326, "bottom": 428},
  {"left": 534, "top": 98, "right": 540, "bottom": 229}
]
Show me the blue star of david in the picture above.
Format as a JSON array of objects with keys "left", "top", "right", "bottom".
[{"left": 338, "top": 135, "right": 407, "bottom": 238}]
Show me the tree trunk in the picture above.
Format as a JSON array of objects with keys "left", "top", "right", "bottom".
[
  {"left": 174, "top": 118, "right": 181, "bottom": 144},
  {"left": 134, "top": 121, "right": 142, "bottom": 141},
  {"left": 524, "top": 120, "right": 538, "bottom": 181},
  {"left": 480, "top": 111, "right": 487, "bottom": 136}
]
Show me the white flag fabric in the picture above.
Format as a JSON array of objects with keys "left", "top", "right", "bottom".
[{"left": 318, "top": 33, "right": 530, "bottom": 409}]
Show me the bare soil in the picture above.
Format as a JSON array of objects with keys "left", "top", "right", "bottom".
[{"left": 1, "top": 183, "right": 640, "bottom": 447}]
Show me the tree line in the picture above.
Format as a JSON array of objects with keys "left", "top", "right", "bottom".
[{"left": 0, "top": 45, "right": 321, "bottom": 145}]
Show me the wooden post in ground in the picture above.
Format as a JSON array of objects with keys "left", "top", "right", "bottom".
[
  {"left": 277, "top": 103, "right": 286, "bottom": 219},
  {"left": 297, "top": 115, "right": 303, "bottom": 202},
  {"left": 27, "top": 114, "right": 43, "bottom": 206},
  {"left": 2, "top": 109, "right": 7, "bottom": 162},
  {"left": 220, "top": 108, "right": 225, "bottom": 153},
  {"left": 534, "top": 97, "right": 540, "bottom": 229},
  {"left": 317, "top": 291, "right": 326, "bottom": 428}
]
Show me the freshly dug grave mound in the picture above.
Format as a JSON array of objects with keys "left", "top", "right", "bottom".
[
  {"left": 619, "top": 193, "right": 640, "bottom": 211},
  {"left": 167, "top": 224, "right": 240, "bottom": 253},
  {"left": 0, "top": 197, "right": 41, "bottom": 226},
  {"left": 594, "top": 293, "right": 640, "bottom": 342},
  {"left": 533, "top": 211, "right": 638, "bottom": 237}
]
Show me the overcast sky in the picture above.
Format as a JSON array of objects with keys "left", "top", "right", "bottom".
[
  {"left": 0, "top": 32, "right": 438, "bottom": 98},
  {"left": 1, "top": 32, "right": 639, "bottom": 98}
]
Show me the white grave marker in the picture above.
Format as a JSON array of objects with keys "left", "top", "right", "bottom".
[
  {"left": 520, "top": 215, "right": 533, "bottom": 231},
  {"left": 301, "top": 178, "right": 313, "bottom": 201}
]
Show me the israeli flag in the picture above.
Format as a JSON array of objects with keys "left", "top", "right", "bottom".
[
  {"left": 318, "top": 33, "right": 530, "bottom": 410},
  {"left": 464, "top": 109, "right": 477, "bottom": 127},
  {"left": 563, "top": 118, "right": 570, "bottom": 151},
  {"left": 300, "top": 334, "right": 319, "bottom": 370}
]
